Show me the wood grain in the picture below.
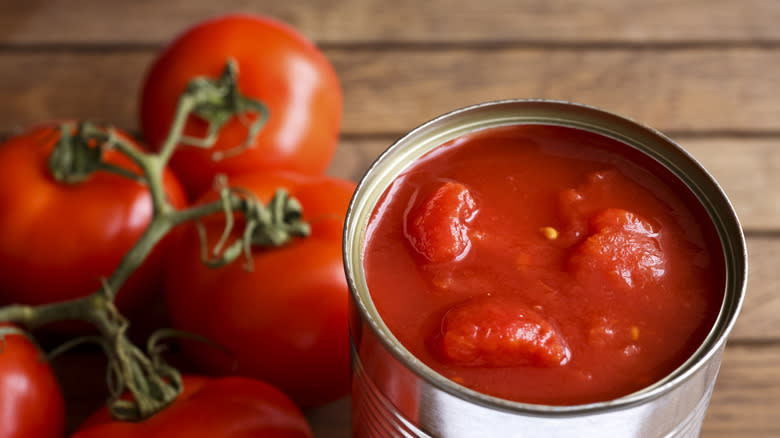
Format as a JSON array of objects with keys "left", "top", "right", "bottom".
[
  {"left": 701, "top": 344, "right": 780, "bottom": 437},
  {"left": 2, "top": 0, "right": 780, "bottom": 45},
  {"left": 335, "top": 48, "right": 780, "bottom": 135},
  {"left": 731, "top": 237, "right": 780, "bottom": 341},
  {"left": 685, "top": 139, "right": 780, "bottom": 232},
  {"left": 2, "top": 49, "right": 780, "bottom": 135}
]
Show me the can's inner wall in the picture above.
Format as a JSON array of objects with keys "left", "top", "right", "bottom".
[{"left": 344, "top": 99, "right": 747, "bottom": 416}]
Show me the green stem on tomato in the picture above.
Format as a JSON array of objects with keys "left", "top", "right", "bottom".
[
  {"left": 0, "top": 289, "right": 181, "bottom": 420},
  {"left": 157, "top": 95, "right": 196, "bottom": 166},
  {"left": 0, "top": 59, "right": 304, "bottom": 422}
]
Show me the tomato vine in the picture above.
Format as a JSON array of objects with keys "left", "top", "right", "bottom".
[{"left": 0, "top": 59, "right": 309, "bottom": 422}]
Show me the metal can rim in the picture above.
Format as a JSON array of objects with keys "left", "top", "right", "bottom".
[{"left": 343, "top": 98, "right": 748, "bottom": 417}]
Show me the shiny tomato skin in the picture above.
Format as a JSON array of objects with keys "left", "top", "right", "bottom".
[
  {"left": 164, "top": 172, "right": 355, "bottom": 408},
  {"left": 74, "top": 375, "right": 312, "bottom": 438},
  {"left": 140, "top": 13, "right": 343, "bottom": 198},
  {"left": 0, "top": 324, "right": 65, "bottom": 438},
  {"left": 0, "top": 124, "right": 187, "bottom": 315}
]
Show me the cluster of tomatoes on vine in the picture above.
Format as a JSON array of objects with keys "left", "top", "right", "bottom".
[{"left": 0, "top": 13, "right": 353, "bottom": 437}]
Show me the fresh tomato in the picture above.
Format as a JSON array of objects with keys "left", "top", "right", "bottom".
[
  {"left": 140, "top": 13, "right": 343, "bottom": 198},
  {"left": 0, "top": 124, "right": 187, "bottom": 316},
  {"left": 164, "top": 172, "right": 354, "bottom": 408},
  {"left": 0, "top": 324, "right": 64, "bottom": 438},
  {"left": 73, "top": 375, "right": 312, "bottom": 437}
]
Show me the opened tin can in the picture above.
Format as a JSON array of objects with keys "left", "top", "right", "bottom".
[{"left": 343, "top": 100, "right": 747, "bottom": 437}]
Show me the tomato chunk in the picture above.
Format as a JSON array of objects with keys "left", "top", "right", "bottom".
[
  {"left": 405, "top": 182, "right": 478, "bottom": 263},
  {"left": 435, "top": 295, "right": 570, "bottom": 367},
  {"left": 569, "top": 208, "right": 666, "bottom": 291}
]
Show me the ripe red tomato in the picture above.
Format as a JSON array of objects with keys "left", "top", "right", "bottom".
[
  {"left": 140, "top": 13, "right": 343, "bottom": 198},
  {"left": 0, "top": 124, "right": 187, "bottom": 315},
  {"left": 164, "top": 172, "right": 354, "bottom": 408},
  {"left": 0, "top": 325, "right": 64, "bottom": 438},
  {"left": 73, "top": 375, "right": 312, "bottom": 437}
]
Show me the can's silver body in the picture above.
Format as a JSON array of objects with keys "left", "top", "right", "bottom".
[{"left": 343, "top": 100, "right": 748, "bottom": 438}]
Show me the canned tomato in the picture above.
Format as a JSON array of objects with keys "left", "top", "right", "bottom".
[{"left": 343, "top": 100, "right": 747, "bottom": 437}]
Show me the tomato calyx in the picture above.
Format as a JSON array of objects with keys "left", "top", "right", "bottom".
[
  {"left": 48, "top": 122, "right": 106, "bottom": 183},
  {"left": 172, "top": 58, "right": 269, "bottom": 162},
  {"left": 48, "top": 122, "right": 147, "bottom": 185},
  {"left": 200, "top": 179, "right": 311, "bottom": 270}
]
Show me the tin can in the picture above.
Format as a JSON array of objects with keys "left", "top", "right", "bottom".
[{"left": 343, "top": 100, "right": 747, "bottom": 438}]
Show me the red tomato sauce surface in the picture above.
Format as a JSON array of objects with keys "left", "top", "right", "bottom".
[{"left": 362, "top": 125, "right": 725, "bottom": 405}]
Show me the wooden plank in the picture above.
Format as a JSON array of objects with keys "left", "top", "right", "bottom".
[
  {"left": 2, "top": 49, "right": 780, "bottom": 137},
  {"left": 0, "top": 52, "right": 142, "bottom": 136},
  {"left": 685, "top": 138, "right": 780, "bottom": 232},
  {"left": 2, "top": 1, "right": 780, "bottom": 45},
  {"left": 702, "top": 344, "right": 780, "bottom": 437},
  {"left": 335, "top": 48, "right": 780, "bottom": 135},
  {"left": 731, "top": 237, "right": 780, "bottom": 341}
]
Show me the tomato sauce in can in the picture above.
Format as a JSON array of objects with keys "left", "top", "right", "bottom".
[{"left": 344, "top": 100, "right": 747, "bottom": 437}]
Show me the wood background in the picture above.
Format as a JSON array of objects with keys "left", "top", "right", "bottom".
[{"left": 1, "top": 1, "right": 778, "bottom": 436}]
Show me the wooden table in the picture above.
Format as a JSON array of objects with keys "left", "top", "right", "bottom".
[{"left": 1, "top": 1, "right": 778, "bottom": 436}]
